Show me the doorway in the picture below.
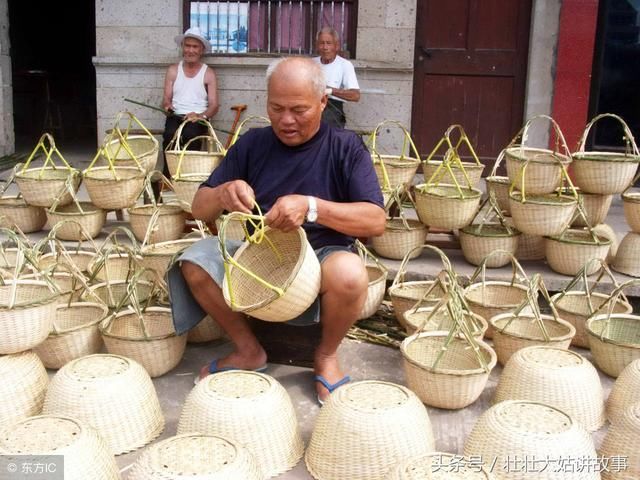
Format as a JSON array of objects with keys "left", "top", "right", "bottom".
[
  {"left": 411, "top": 0, "right": 532, "bottom": 168},
  {"left": 9, "top": 1, "right": 96, "bottom": 152}
]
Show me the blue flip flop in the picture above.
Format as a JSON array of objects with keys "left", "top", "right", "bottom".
[
  {"left": 194, "top": 360, "right": 268, "bottom": 385},
  {"left": 315, "top": 374, "right": 351, "bottom": 406}
]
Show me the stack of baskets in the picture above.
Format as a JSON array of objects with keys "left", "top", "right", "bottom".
[{"left": 616, "top": 172, "right": 640, "bottom": 277}]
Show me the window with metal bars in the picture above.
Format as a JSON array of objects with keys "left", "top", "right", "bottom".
[{"left": 183, "top": 1, "right": 357, "bottom": 57}]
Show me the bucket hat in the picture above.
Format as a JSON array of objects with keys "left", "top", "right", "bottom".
[{"left": 175, "top": 27, "right": 211, "bottom": 50}]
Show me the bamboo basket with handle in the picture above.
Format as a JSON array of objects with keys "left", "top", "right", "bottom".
[
  {"left": 165, "top": 117, "right": 226, "bottom": 176},
  {"left": 366, "top": 120, "right": 421, "bottom": 190},
  {"left": 572, "top": 113, "right": 640, "bottom": 194},
  {"left": 355, "top": 240, "right": 388, "bottom": 320},
  {"left": 485, "top": 149, "right": 511, "bottom": 215},
  {"left": 586, "top": 278, "right": 640, "bottom": 377},
  {"left": 505, "top": 114, "right": 572, "bottom": 194},
  {"left": 551, "top": 259, "right": 632, "bottom": 348},
  {"left": 36, "top": 222, "right": 99, "bottom": 274},
  {"left": 171, "top": 135, "right": 212, "bottom": 213},
  {"left": 219, "top": 210, "right": 321, "bottom": 322},
  {"left": 103, "top": 111, "right": 159, "bottom": 173},
  {"left": 388, "top": 244, "right": 452, "bottom": 329},
  {"left": 15, "top": 133, "right": 81, "bottom": 208},
  {"left": 571, "top": 189, "right": 613, "bottom": 227},
  {"left": 370, "top": 185, "right": 427, "bottom": 260},
  {"left": 0, "top": 166, "right": 46, "bottom": 233},
  {"left": 227, "top": 115, "right": 271, "bottom": 148},
  {"left": 414, "top": 147, "right": 482, "bottom": 230},
  {"left": 490, "top": 274, "right": 576, "bottom": 366},
  {"left": 422, "top": 124, "right": 485, "bottom": 188}
]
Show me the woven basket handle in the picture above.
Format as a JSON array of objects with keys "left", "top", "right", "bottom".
[
  {"left": 48, "top": 171, "right": 84, "bottom": 214},
  {"left": 19, "top": 133, "right": 73, "bottom": 178},
  {"left": 468, "top": 249, "right": 528, "bottom": 288},
  {"left": 576, "top": 113, "right": 640, "bottom": 156},
  {"left": 488, "top": 149, "right": 506, "bottom": 177},
  {"left": 173, "top": 135, "right": 216, "bottom": 178},
  {"left": 0, "top": 229, "right": 47, "bottom": 307},
  {"left": 228, "top": 115, "right": 271, "bottom": 148},
  {"left": 218, "top": 210, "right": 289, "bottom": 309},
  {"left": 385, "top": 185, "right": 418, "bottom": 230},
  {"left": 354, "top": 239, "right": 387, "bottom": 272},
  {"left": 592, "top": 277, "right": 639, "bottom": 327},
  {"left": 84, "top": 134, "right": 122, "bottom": 180},
  {"left": 508, "top": 114, "right": 572, "bottom": 159},
  {"left": 112, "top": 110, "right": 156, "bottom": 141},
  {"left": 0, "top": 164, "right": 21, "bottom": 197},
  {"left": 368, "top": 120, "right": 420, "bottom": 190},
  {"left": 88, "top": 243, "right": 141, "bottom": 286},
  {"left": 508, "top": 154, "right": 578, "bottom": 202},
  {"left": 391, "top": 243, "right": 455, "bottom": 288},
  {"left": 424, "top": 147, "right": 474, "bottom": 194}
]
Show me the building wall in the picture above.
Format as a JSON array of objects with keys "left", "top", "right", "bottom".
[
  {"left": 94, "top": 0, "right": 415, "bottom": 152},
  {"left": 0, "top": 0, "right": 14, "bottom": 156}
]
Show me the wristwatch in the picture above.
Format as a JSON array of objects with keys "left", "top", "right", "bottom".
[{"left": 306, "top": 196, "right": 318, "bottom": 223}]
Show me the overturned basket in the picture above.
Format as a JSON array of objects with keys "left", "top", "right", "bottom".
[
  {"left": 494, "top": 346, "right": 606, "bottom": 432},
  {"left": 165, "top": 118, "right": 225, "bottom": 176},
  {"left": 42, "top": 353, "right": 165, "bottom": 455},
  {"left": 599, "top": 402, "right": 640, "bottom": 480},
  {"left": 0, "top": 415, "right": 120, "bottom": 480},
  {"left": 572, "top": 113, "right": 640, "bottom": 194},
  {"left": 305, "top": 380, "right": 435, "bottom": 480},
  {"left": 368, "top": 120, "right": 420, "bottom": 190},
  {"left": 128, "top": 433, "right": 263, "bottom": 480},
  {"left": 219, "top": 212, "right": 321, "bottom": 322},
  {"left": 612, "top": 232, "right": 640, "bottom": 278},
  {"left": 0, "top": 351, "right": 48, "bottom": 427},
  {"left": 178, "top": 371, "right": 303, "bottom": 478},
  {"left": 606, "top": 359, "right": 640, "bottom": 425}
]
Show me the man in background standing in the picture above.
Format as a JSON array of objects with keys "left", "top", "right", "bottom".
[{"left": 313, "top": 27, "right": 360, "bottom": 129}]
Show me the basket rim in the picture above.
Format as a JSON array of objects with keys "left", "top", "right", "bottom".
[
  {"left": 105, "top": 134, "right": 158, "bottom": 158},
  {"left": 504, "top": 146, "right": 571, "bottom": 164},
  {"left": 490, "top": 312, "right": 576, "bottom": 342},
  {"left": 128, "top": 204, "right": 185, "bottom": 216},
  {"left": 509, "top": 191, "right": 577, "bottom": 206},
  {"left": 384, "top": 218, "right": 427, "bottom": 232},
  {"left": 46, "top": 201, "right": 104, "bottom": 215},
  {"left": 388, "top": 279, "right": 442, "bottom": 300},
  {"left": 0, "top": 279, "right": 58, "bottom": 310},
  {"left": 460, "top": 224, "right": 521, "bottom": 238},
  {"left": 423, "top": 160, "right": 484, "bottom": 171},
  {"left": 415, "top": 183, "right": 482, "bottom": 200},
  {"left": 464, "top": 281, "right": 529, "bottom": 307},
  {"left": 82, "top": 165, "right": 146, "bottom": 181},
  {"left": 622, "top": 191, "right": 640, "bottom": 203},
  {"left": 400, "top": 330, "right": 497, "bottom": 376},
  {"left": 373, "top": 154, "right": 420, "bottom": 166},
  {"left": 572, "top": 151, "right": 640, "bottom": 163},
  {"left": 0, "top": 196, "right": 41, "bottom": 208},
  {"left": 100, "top": 306, "right": 177, "bottom": 341},
  {"left": 49, "top": 302, "right": 110, "bottom": 335},
  {"left": 141, "top": 238, "right": 201, "bottom": 256},
  {"left": 551, "top": 291, "right": 632, "bottom": 316},
  {"left": 16, "top": 166, "right": 79, "bottom": 178},
  {"left": 545, "top": 230, "right": 611, "bottom": 246},
  {"left": 586, "top": 313, "right": 640, "bottom": 348},
  {"left": 403, "top": 306, "right": 488, "bottom": 336}
]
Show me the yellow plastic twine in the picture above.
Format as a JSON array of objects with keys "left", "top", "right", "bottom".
[{"left": 218, "top": 203, "right": 285, "bottom": 311}]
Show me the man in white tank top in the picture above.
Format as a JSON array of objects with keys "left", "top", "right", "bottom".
[{"left": 159, "top": 27, "right": 219, "bottom": 188}]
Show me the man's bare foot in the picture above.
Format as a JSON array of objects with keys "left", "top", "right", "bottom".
[
  {"left": 314, "top": 352, "right": 349, "bottom": 403},
  {"left": 198, "top": 347, "right": 268, "bottom": 381}
]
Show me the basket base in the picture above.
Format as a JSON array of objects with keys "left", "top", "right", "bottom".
[{"left": 247, "top": 318, "right": 321, "bottom": 367}]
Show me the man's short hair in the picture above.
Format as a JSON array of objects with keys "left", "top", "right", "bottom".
[
  {"left": 266, "top": 57, "right": 326, "bottom": 99},
  {"left": 316, "top": 26, "right": 340, "bottom": 43}
]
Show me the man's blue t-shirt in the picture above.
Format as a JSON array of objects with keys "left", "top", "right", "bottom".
[{"left": 202, "top": 122, "right": 384, "bottom": 249}]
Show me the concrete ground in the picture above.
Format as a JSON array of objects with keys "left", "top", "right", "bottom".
[{"left": 2, "top": 143, "right": 637, "bottom": 478}]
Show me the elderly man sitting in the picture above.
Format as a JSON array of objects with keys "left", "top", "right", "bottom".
[{"left": 168, "top": 56, "right": 385, "bottom": 404}]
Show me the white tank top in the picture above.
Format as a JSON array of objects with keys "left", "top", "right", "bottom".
[{"left": 172, "top": 61, "right": 208, "bottom": 115}]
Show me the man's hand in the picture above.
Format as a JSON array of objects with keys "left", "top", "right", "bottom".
[
  {"left": 265, "top": 195, "right": 308, "bottom": 232},
  {"left": 185, "top": 111, "right": 206, "bottom": 122},
  {"left": 219, "top": 180, "right": 255, "bottom": 214}
]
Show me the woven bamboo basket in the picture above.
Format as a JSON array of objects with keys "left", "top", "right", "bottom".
[
  {"left": 490, "top": 313, "right": 576, "bottom": 366},
  {"left": 103, "top": 134, "right": 158, "bottom": 173},
  {"left": 505, "top": 115, "right": 573, "bottom": 195},
  {"left": 571, "top": 191, "right": 614, "bottom": 227},
  {"left": 503, "top": 216, "right": 546, "bottom": 260},
  {"left": 494, "top": 346, "right": 606, "bottom": 431},
  {"left": 358, "top": 264, "right": 388, "bottom": 320},
  {"left": 220, "top": 218, "right": 321, "bottom": 322},
  {"left": 0, "top": 279, "right": 58, "bottom": 354},
  {"left": 305, "top": 380, "right": 435, "bottom": 480},
  {"left": 388, "top": 244, "right": 451, "bottom": 328},
  {"left": 389, "top": 452, "right": 493, "bottom": 480},
  {"left": 178, "top": 371, "right": 303, "bottom": 478},
  {"left": 587, "top": 313, "right": 640, "bottom": 378},
  {"left": 46, "top": 201, "right": 106, "bottom": 240},
  {"left": 460, "top": 226, "right": 520, "bottom": 267},
  {"left": 141, "top": 238, "right": 201, "bottom": 277},
  {"left": 34, "top": 302, "right": 108, "bottom": 369},
  {"left": 414, "top": 183, "right": 482, "bottom": 230},
  {"left": 22, "top": 270, "right": 84, "bottom": 305},
  {"left": 485, "top": 149, "right": 511, "bottom": 215},
  {"left": 14, "top": 133, "right": 81, "bottom": 208},
  {"left": 172, "top": 173, "right": 209, "bottom": 213},
  {"left": 42, "top": 353, "right": 165, "bottom": 455},
  {"left": 0, "top": 415, "right": 120, "bottom": 480},
  {"left": 100, "top": 306, "right": 187, "bottom": 377},
  {"left": 553, "top": 291, "right": 631, "bottom": 349},
  {"left": 464, "top": 400, "right": 599, "bottom": 480},
  {"left": 401, "top": 331, "right": 496, "bottom": 409},
  {"left": 83, "top": 166, "right": 146, "bottom": 210},
  {"left": 128, "top": 433, "right": 263, "bottom": 480},
  {"left": 371, "top": 218, "right": 427, "bottom": 260},
  {"left": 403, "top": 306, "right": 488, "bottom": 339},
  {"left": 612, "top": 232, "right": 640, "bottom": 277},
  {"left": 606, "top": 359, "right": 640, "bottom": 425},
  {"left": 572, "top": 113, "right": 640, "bottom": 194},
  {"left": 187, "top": 315, "right": 224, "bottom": 343},
  {"left": 622, "top": 183, "right": 640, "bottom": 232},
  {"left": 128, "top": 204, "right": 186, "bottom": 244},
  {"left": 509, "top": 190, "right": 577, "bottom": 237},
  {"left": 165, "top": 119, "right": 226, "bottom": 176},
  {"left": 0, "top": 196, "right": 46, "bottom": 232},
  {"left": 599, "top": 401, "right": 640, "bottom": 480},
  {"left": 0, "top": 351, "right": 48, "bottom": 427},
  {"left": 545, "top": 229, "right": 611, "bottom": 276},
  {"left": 368, "top": 120, "right": 421, "bottom": 189},
  {"left": 39, "top": 249, "right": 95, "bottom": 274},
  {"left": 422, "top": 124, "right": 485, "bottom": 189},
  {"left": 88, "top": 251, "right": 144, "bottom": 282}
]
